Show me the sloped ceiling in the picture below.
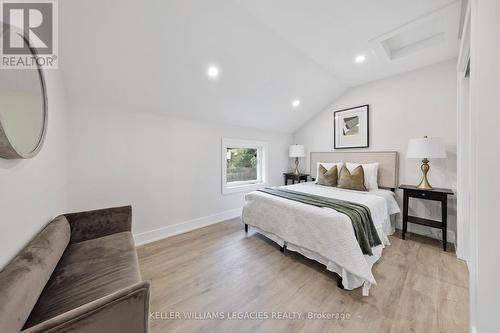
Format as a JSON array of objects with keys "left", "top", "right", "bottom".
[{"left": 60, "top": 0, "right": 460, "bottom": 133}]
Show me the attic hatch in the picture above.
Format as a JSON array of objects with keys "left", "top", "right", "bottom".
[
  {"left": 369, "top": 1, "right": 459, "bottom": 62},
  {"left": 380, "top": 17, "right": 445, "bottom": 60}
]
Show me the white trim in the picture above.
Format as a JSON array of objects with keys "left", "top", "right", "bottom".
[
  {"left": 456, "top": 0, "right": 471, "bottom": 262},
  {"left": 458, "top": 0, "right": 469, "bottom": 39},
  {"left": 466, "top": 1, "right": 478, "bottom": 332},
  {"left": 133, "top": 208, "right": 242, "bottom": 246},
  {"left": 457, "top": 1, "right": 471, "bottom": 73},
  {"left": 221, "top": 138, "right": 268, "bottom": 195},
  {"left": 222, "top": 182, "right": 266, "bottom": 195}
]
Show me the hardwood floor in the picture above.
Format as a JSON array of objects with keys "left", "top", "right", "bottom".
[{"left": 137, "top": 218, "right": 469, "bottom": 333}]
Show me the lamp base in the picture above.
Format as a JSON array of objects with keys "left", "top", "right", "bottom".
[
  {"left": 416, "top": 158, "right": 432, "bottom": 190},
  {"left": 293, "top": 157, "right": 300, "bottom": 175}
]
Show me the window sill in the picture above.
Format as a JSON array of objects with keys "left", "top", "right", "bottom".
[{"left": 222, "top": 182, "right": 267, "bottom": 195}]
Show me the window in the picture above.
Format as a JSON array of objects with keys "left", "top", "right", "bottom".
[
  {"left": 226, "top": 148, "right": 258, "bottom": 183},
  {"left": 222, "top": 138, "right": 267, "bottom": 194}
]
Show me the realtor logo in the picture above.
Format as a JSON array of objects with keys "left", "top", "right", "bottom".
[{"left": 1, "top": 0, "right": 58, "bottom": 69}]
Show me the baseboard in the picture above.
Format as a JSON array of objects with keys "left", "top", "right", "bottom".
[
  {"left": 134, "top": 208, "right": 242, "bottom": 246},
  {"left": 395, "top": 226, "right": 456, "bottom": 249},
  {"left": 401, "top": 223, "right": 456, "bottom": 244}
]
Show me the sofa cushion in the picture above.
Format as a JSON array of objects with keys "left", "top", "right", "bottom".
[
  {"left": 23, "top": 231, "right": 141, "bottom": 329},
  {"left": 0, "top": 216, "right": 70, "bottom": 333}
]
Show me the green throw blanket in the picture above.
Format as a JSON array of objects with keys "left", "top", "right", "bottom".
[{"left": 257, "top": 187, "right": 382, "bottom": 256}]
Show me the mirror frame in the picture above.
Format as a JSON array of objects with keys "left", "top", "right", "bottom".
[{"left": 0, "top": 25, "right": 48, "bottom": 159}]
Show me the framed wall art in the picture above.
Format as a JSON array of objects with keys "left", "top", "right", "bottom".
[{"left": 333, "top": 104, "right": 369, "bottom": 149}]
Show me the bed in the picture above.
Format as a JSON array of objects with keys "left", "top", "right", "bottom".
[{"left": 241, "top": 151, "right": 400, "bottom": 296}]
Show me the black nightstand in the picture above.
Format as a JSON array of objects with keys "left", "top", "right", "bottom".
[
  {"left": 399, "top": 185, "right": 454, "bottom": 251},
  {"left": 283, "top": 173, "right": 309, "bottom": 185}
]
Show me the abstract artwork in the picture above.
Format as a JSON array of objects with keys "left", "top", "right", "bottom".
[
  {"left": 342, "top": 116, "right": 359, "bottom": 136},
  {"left": 334, "top": 105, "right": 369, "bottom": 149}
]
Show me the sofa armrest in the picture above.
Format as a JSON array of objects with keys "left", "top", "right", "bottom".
[
  {"left": 22, "top": 281, "right": 150, "bottom": 333},
  {"left": 64, "top": 205, "right": 132, "bottom": 243}
]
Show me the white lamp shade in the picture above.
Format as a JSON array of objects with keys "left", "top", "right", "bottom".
[
  {"left": 289, "top": 145, "right": 305, "bottom": 157},
  {"left": 407, "top": 137, "right": 447, "bottom": 159}
]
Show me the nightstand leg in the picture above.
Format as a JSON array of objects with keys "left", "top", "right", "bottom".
[
  {"left": 442, "top": 198, "right": 447, "bottom": 251},
  {"left": 402, "top": 190, "right": 409, "bottom": 240},
  {"left": 245, "top": 224, "right": 248, "bottom": 233}
]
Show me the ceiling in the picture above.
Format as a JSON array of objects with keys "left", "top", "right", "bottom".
[{"left": 60, "top": 0, "right": 461, "bottom": 133}]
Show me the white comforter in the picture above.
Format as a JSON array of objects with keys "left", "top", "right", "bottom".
[{"left": 241, "top": 182, "right": 400, "bottom": 295}]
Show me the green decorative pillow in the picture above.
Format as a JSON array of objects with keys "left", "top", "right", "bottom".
[
  {"left": 338, "top": 165, "right": 368, "bottom": 191},
  {"left": 317, "top": 164, "right": 338, "bottom": 187}
]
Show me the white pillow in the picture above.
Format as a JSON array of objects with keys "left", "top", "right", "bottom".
[
  {"left": 315, "top": 162, "right": 343, "bottom": 183},
  {"left": 346, "top": 162, "right": 379, "bottom": 191}
]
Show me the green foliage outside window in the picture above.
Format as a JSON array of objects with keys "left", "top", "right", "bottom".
[{"left": 226, "top": 148, "right": 258, "bottom": 182}]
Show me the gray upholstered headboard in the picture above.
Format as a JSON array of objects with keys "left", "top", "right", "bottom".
[{"left": 310, "top": 151, "right": 399, "bottom": 190}]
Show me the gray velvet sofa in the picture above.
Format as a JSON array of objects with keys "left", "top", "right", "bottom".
[{"left": 0, "top": 206, "right": 150, "bottom": 333}]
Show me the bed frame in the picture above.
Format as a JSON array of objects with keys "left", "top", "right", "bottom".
[{"left": 244, "top": 151, "right": 399, "bottom": 289}]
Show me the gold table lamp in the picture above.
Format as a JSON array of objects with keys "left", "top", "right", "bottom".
[
  {"left": 407, "top": 136, "right": 447, "bottom": 190},
  {"left": 289, "top": 144, "right": 305, "bottom": 175}
]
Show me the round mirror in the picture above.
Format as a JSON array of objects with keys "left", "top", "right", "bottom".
[{"left": 0, "top": 24, "right": 47, "bottom": 159}]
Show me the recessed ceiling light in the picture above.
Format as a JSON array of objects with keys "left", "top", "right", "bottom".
[
  {"left": 207, "top": 65, "right": 219, "bottom": 78},
  {"left": 354, "top": 55, "right": 366, "bottom": 63},
  {"left": 292, "top": 99, "right": 300, "bottom": 108}
]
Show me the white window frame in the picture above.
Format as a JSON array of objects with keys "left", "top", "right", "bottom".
[{"left": 222, "top": 138, "right": 268, "bottom": 195}]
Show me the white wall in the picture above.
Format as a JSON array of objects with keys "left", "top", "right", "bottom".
[
  {"left": 293, "top": 60, "right": 457, "bottom": 241},
  {"left": 0, "top": 71, "right": 69, "bottom": 269},
  {"left": 468, "top": 0, "right": 500, "bottom": 331},
  {"left": 68, "top": 107, "right": 292, "bottom": 243}
]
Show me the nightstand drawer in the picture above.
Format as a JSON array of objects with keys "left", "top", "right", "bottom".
[{"left": 406, "top": 189, "right": 443, "bottom": 201}]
